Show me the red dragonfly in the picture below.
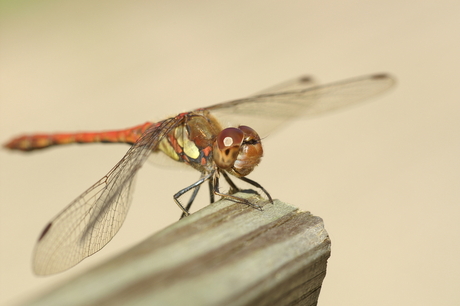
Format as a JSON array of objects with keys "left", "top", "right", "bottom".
[{"left": 4, "top": 73, "right": 395, "bottom": 275}]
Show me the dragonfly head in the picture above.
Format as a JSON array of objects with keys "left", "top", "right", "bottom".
[{"left": 213, "top": 125, "right": 263, "bottom": 177}]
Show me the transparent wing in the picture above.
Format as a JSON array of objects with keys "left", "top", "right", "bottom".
[
  {"left": 204, "top": 74, "right": 395, "bottom": 137},
  {"left": 147, "top": 77, "right": 316, "bottom": 171},
  {"left": 32, "top": 117, "right": 181, "bottom": 275},
  {"left": 254, "top": 75, "right": 317, "bottom": 95}
]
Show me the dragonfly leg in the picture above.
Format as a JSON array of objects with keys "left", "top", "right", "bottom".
[
  {"left": 236, "top": 176, "right": 273, "bottom": 204},
  {"left": 174, "top": 171, "right": 214, "bottom": 219},
  {"left": 179, "top": 169, "right": 222, "bottom": 218},
  {"left": 221, "top": 171, "right": 271, "bottom": 203},
  {"left": 208, "top": 179, "right": 215, "bottom": 204},
  {"left": 221, "top": 171, "right": 240, "bottom": 194},
  {"left": 212, "top": 174, "right": 263, "bottom": 211},
  {"left": 180, "top": 183, "right": 201, "bottom": 220}
]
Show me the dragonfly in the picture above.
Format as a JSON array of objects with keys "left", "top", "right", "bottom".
[{"left": 4, "top": 73, "right": 395, "bottom": 275}]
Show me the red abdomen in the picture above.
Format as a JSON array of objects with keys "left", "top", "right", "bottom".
[{"left": 4, "top": 122, "right": 154, "bottom": 151}]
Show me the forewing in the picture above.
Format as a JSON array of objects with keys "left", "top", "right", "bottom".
[
  {"left": 205, "top": 74, "right": 395, "bottom": 137},
  {"left": 253, "top": 75, "right": 317, "bottom": 95},
  {"left": 32, "top": 117, "right": 180, "bottom": 275}
]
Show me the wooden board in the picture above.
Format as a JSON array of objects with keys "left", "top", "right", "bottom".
[{"left": 25, "top": 193, "right": 331, "bottom": 306}]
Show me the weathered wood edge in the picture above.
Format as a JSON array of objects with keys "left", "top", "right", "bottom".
[{"left": 24, "top": 193, "right": 331, "bottom": 306}]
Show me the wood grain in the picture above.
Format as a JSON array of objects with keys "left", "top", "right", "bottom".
[{"left": 25, "top": 193, "right": 331, "bottom": 306}]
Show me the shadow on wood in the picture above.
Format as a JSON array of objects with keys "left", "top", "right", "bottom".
[{"left": 25, "top": 193, "right": 331, "bottom": 306}]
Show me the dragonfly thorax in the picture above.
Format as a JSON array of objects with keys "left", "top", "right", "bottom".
[
  {"left": 157, "top": 111, "right": 263, "bottom": 177},
  {"left": 213, "top": 125, "right": 263, "bottom": 177},
  {"left": 157, "top": 111, "right": 222, "bottom": 172}
]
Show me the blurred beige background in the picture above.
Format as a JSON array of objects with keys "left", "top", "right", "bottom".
[{"left": 1, "top": 1, "right": 459, "bottom": 305}]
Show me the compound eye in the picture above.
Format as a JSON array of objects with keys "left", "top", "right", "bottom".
[
  {"left": 213, "top": 128, "right": 244, "bottom": 169},
  {"left": 238, "top": 125, "right": 259, "bottom": 142},
  {"left": 216, "top": 127, "right": 244, "bottom": 150},
  {"left": 231, "top": 125, "right": 263, "bottom": 177}
]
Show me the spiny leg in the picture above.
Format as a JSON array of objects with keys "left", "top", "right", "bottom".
[
  {"left": 208, "top": 178, "right": 215, "bottom": 204},
  {"left": 221, "top": 171, "right": 240, "bottom": 194},
  {"left": 180, "top": 182, "right": 201, "bottom": 220},
  {"left": 221, "top": 171, "right": 270, "bottom": 200},
  {"left": 213, "top": 174, "right": 263, "bottom": 211},
  {"left": 236, "top": 176, "right": 273, "bottom": 204},
  {"left": 174, "top": 171, "right": 214, "bottom": 219}
]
